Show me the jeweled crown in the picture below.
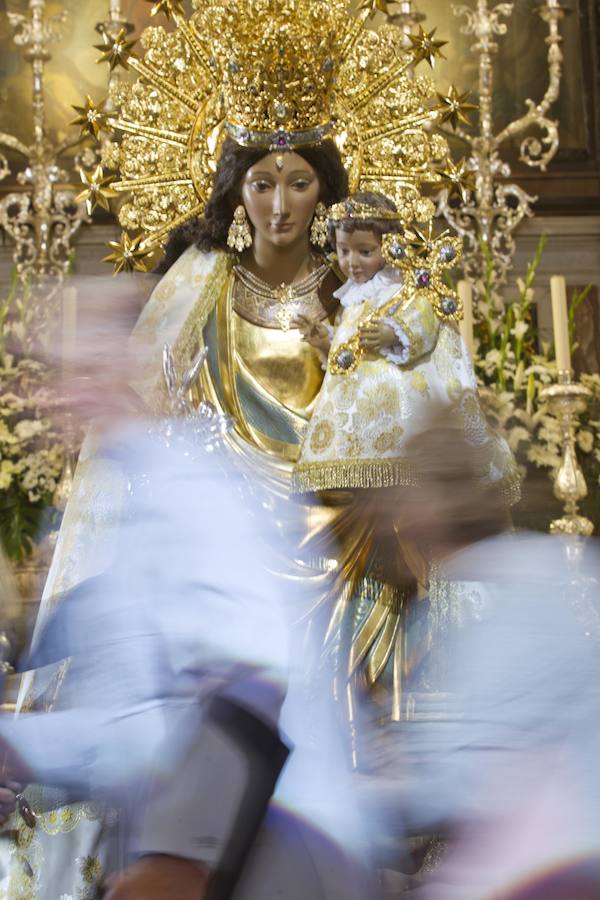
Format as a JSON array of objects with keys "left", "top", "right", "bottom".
[{"left": 205, "top": 0, "right": 340, "bottom": 148}]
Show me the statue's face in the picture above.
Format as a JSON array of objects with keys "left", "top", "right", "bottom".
[{"left": 241, "top": 151, "right": 320, "bottom": 248}]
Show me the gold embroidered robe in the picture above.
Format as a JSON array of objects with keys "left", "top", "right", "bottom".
[{"left": 294, "top": 269, "right": 517, "bottom": 493}]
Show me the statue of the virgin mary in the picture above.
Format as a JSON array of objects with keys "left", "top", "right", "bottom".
[{"left": 3, "top": 1, "right": 518, "bottom": 895}]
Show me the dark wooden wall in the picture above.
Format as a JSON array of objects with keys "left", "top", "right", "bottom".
[{"left": 508, "top": 0, "right": 599, "bottom": 214}]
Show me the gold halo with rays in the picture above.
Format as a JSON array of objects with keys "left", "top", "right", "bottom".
[{"left": 91, "top": 0, "right": 458, "bottom": 269}]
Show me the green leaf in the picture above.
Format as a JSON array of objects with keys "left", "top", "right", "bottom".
[
  {"left": 568, "top": 283, "right": 593, "bottom": 344},
  {"left": 0, "top": 485, "right": 46, "bottom": 561}
]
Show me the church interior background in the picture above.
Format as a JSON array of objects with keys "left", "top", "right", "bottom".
[{"left": 0, "top": 0, "right": 599, "bottom": 652}]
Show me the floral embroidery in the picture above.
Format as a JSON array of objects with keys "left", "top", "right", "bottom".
[
  {"left": 6, "top": 817, "right": 40, "bottom": 900},
  {"left": 79, "top": 855, "right": 102, "bottom": 883},
  {"left": 15, "top": 822, "right": 34, "bottom": 851},
  {"left": 410, "top": 371, "right": 429, "bottom": 395},
  {"left": 446, "top": 376, "right": 463, "bottom": 402},
  {"left": 372, "top": 425, "right": 404, "bottom": 454},
  {"left": 339, "top": 432, "right": 364, "bottom": 458},
  {"left": 444, "top": 324, "right": 463, "bottom": 359},
  {"left": 309, "top": 420, "right": 335, "bottom": 453},
  {"left": 462, "top": 391, "right": 480, "bottom": 418},
  {"left": 333, "top": 378, "right": 359, "bottom": 410},
  {"left": 459, "top": 390, "right": 489, "bottom": 444},
  {"left": 356, "top": 381, "right": 400, "bottom": 418},
  {"left": 61, "top": 808, "right": 76, "bottom": 828}
]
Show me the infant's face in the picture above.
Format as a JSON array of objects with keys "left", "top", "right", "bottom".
[{"left": 335, "top": 228, "right": 385, "bottom": 284}]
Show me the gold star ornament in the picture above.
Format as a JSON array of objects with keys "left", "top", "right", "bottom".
[
  {"left": 407, "top": 26, "right": 447, "bottom": 68},
  {"left": 103, "top": 233, "right": 154, "bottom": 274},
  {"left": 144, "top": 0, "right": 185, "bottom": 18},
  {"left": 71, "top": 96, "right": 109, "bottom": 141},
  {"left": 75, "top": 166, "right": 119, "bottom": 215},
  {"left": 356, "top": 0, "right": 394, "bottom": 16},
  {"left": 405, "top": 222, "right": 440, "bottom": 260},
  {"left": 94, "top": 28, "right": 136, "bottom": 71},
  {"left": 437, "top": 86, "right": 478, "bottom": 130},
  {"left": 440, "top": 157, "right": 477, "bottom": 203}
]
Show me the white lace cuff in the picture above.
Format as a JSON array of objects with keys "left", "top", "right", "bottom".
[{"left": 379, "top": 317, "right": 411, "bottom": 365}]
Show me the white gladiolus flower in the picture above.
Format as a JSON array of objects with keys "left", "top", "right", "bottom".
[
  {"left": 507, "top": 426, "right": 531, "bottom": 451},
  {"left": 14, "top": 418, "right": 45, "bottom": 441},
  {"left": 511, "top": 321, "right": 529, "bottom": 341}
]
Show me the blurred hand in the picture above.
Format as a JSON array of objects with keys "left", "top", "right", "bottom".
[
  {"left": 292, "top": 314, "right": 331, "bottom": 353},
  {"left": 0, "top": 781, "right": 22, "bottom": 827},
  {"left": 38, "top": 273, "right": 157, "bottom": 435},
  {"left": 104, "top": 855, "right": 210, "bottom": 900},
  {"left": 360, "top": 320, "right": 396, "bottom": 352},
  {"left": 0, "top": 732, "right": 34, "bottom": 796}
]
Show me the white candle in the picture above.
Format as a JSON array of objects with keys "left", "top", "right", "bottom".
[
  {"left": 550, "top": 274, "right": 571, "bottom": 375},
  {"left": 62, "top": 285, "right": 77, "bottom": 364},
  {"left": 457, "top": 280, "right": 474, "bottom": 358}
]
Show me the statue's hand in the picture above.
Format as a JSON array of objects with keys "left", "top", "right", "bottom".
[
  {"left": 104, "top": 855, "right": 210, "bottom": 900},
  {"left": 293, "top": 314, "right": 331, "bottom": 352},
  {"left": 360, "top": 320, "right": 396, "bottom": 352}
]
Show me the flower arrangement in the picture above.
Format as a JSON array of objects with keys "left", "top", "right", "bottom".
[
  {"left": 471, "top": 238, "right": 600, "bottom": 530},
  {"left": 0, "top": 276, "right": 65, "bottom": 560}
]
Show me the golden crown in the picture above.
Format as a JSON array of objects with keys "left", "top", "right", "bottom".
[
  {"left": 328, "top": 199, "right": 405, "bottom": 225},
  {"left": 210, "top": 0, "right": 339, "bottom": 148},
  {"left": 81, "top": 0, "right": 474, "bottom": 269}
]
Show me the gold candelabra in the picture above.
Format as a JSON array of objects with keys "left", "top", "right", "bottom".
[
  {"left": 0, "top": 0, "right": 89, "bottom": 280},
  {"left": 435, "top": 0, "right": 569, "bottom": 286},
  {"left": 0, "top": 0, "right": 133, "bottom": 282},
  {"left": 540, "top": 374, "right": 594, "bottom": 537},
  {"left": 0, "top": 0, "right": 131, "bottom": 509}
]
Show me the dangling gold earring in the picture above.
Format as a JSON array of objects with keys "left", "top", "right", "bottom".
[
  {"left": 310, "top": 202, "right": 328, "bottom": 249},
  {"left": 227, "top": 205, "right": 253, "bottom": 252}
]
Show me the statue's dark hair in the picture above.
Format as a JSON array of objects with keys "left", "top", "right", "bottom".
[
  {"left": 157, "top": 138, "right": 349, "bottom": 274},
  {"left": 328, "top": 190, "right": 404, "bottom": 248}
]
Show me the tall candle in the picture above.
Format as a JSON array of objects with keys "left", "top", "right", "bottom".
[
  {"left": 550, "top": 275, "right": 571, "bottom": 374},
  {"left": 62, "top": 285, "right": 77, "bottom": 364},
  {"left": 457, "top": 280, "right": 474, "bottom": 358}
]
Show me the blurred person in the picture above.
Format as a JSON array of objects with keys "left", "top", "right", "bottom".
[
  {"left": 0, "top": 420, "right": 378, "bottom": 899},
  {"left": 362, "top": 422, "right": 600, "bottom": 899}
]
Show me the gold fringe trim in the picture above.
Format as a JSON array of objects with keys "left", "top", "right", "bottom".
[
  {"left": 293, "top": 457, "right": 523, "bottom": 503},
  {"left": 292, "top": 458, "right": 418, "bottom": 492}
]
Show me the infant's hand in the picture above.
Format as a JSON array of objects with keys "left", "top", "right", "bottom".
[
  {"left": 360, "top": 321, "right": 397, "bottom": 352},
  {"left": 292, "top": 315, "right": 331, "bottom": 352}
]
